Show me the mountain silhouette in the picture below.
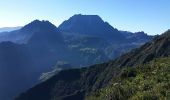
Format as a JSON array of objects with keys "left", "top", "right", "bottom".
[
  {"left": 0, "top": 20, "right": 66, "bottom": 100},
  {"left": 59, "top": 14, "right": 126, "bottom": 43}
]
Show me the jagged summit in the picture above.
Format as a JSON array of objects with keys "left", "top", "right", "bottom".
[
  {"left": 0, "top": 19, "right": 61, "bottom": 44},
  {"left": 21, "top": 20, "right": 59, "bottom": 33},
  {"left": 24, "top": 20, "right": 63, "bottom": 44}
]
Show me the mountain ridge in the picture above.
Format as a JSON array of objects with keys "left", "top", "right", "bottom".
[{"left": 15, "top": 29, "right": 170, "bottom": 100}]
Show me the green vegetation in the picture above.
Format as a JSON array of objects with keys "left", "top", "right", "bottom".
[{"left": 87, "top": 57, "right": 170, "bottom": 100}]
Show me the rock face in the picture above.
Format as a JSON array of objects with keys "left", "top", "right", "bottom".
[{"left": 15, "top": 30, "right": 170, "bottom": 100}]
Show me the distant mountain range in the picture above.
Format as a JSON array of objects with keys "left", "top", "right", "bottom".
[
  {"left": 15, "top": 29, "right": 170, "bottom": 100},
  {"left": 0, "top": 26, "right": 22, "bottom": 32},
  {"left": 0, "top": 14, "right": 154, "bottom": 100}
]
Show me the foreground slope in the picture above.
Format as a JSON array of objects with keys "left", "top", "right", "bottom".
[
  {"left": 15, "top": 30, "right": 170, "bottom": 100},
  {"left": 88, "top": 57, "right": 170, "bottom": 100}
]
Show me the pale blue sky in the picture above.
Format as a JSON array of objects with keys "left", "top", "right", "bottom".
[{"left": 0, "top": 0, "right": 170, "bottom": 35}]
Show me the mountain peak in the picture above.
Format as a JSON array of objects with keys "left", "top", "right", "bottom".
[
  {"left": 134, "top": 31, "right": 147, "bottom": 35},
  {"left": 21, "top": 20, "right": 58, "bottom": 33},
  {"left": 6, "top": 20, "right": 61, "bottom": 44},
  {"left": 59, "top": 14, "right": 104, "bottom": 31},
  {"left": 163, "top": 29, "right": 170, "bottom": 36},
  {"left": 30, "top": 19, "right": 41, "bottom": 23},
  {"left": 59, "top": 14, "right": 125, "bottom": 42},
  {"left": 70, "top": 14, "right": 103, "bottom": 22}
]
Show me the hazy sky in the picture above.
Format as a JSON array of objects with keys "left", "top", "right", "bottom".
[{"left": 0, "top": 0, "right": 170, "bottom": 35}]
